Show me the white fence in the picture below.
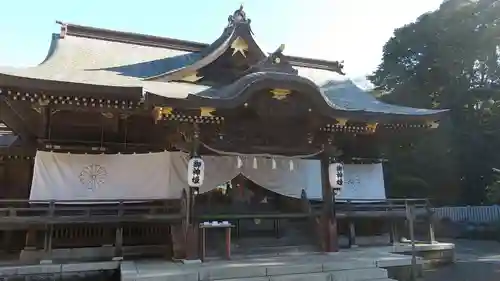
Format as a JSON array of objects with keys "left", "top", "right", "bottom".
[{"left": 433, "top": 205, "right": 500, "bottom": 223}]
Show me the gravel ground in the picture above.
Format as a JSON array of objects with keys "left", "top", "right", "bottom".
[{"left": 423, "top": 239, "right": 500, "bottom": 281}]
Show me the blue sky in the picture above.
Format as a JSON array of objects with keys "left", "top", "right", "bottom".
[{"left": 0, "top": 0, "right": 442, "bottom": 81}]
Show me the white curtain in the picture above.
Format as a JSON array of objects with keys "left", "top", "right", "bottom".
[
  {"left": 169, "top": 155, "right": 312, "bottom": 198},
  {"left": 304, "top": 163, "right": 386, "bottom": 201},
  {"left": 337, "top": 163, "right": 386, "bottom": 201},
  {"left": 30, "top": 150, "right": 181, "bottom": 202},
  {"left": 242, "top": 158, "right": 316, "bottom": 198},
  {"left": 30, "top": 151, "right": 386, "bottom": 203},
  {"left": 169, "top": 152, "right": 240, "bottom": 194}
]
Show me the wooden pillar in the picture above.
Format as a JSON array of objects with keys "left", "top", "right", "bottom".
[
  {"left": 320, "top": 155, "right": 338, "bottom": 252},
  {"left": 41, "top": 106, "right": 51, "bottom": 139},
  {"left": 188, "top": 125, "right": 200, "bottom": 226},
  {"left": 185, "top": 125, "right": 200, "bottom": 260}
]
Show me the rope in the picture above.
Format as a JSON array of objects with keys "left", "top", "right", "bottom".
[{"left": 199, "top": 141, "right": 324, "bottom": 159}]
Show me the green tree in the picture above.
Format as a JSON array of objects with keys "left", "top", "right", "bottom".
[
  {"left": 369, "top": 0, "right": 500, "bottom": 205},
  {"left": 486, "top": 173, "right": 500, "bottom": 203}
]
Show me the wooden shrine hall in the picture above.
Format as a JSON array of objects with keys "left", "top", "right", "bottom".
[{"left": 0, "top": 6, "right": 446, "bottom": 262}]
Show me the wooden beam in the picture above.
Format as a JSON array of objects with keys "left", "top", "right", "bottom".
[
  {"left": 0, "top": 145, "right": 36, "bottom": 157},
  {"left": 40, "top": 106, "right": 50, "bottom": 139},
  {"left": 0, "top": 99, "right": 36, "bottom": 144}
]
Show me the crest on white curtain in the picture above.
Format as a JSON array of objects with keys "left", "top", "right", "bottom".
[
  {"left": 187, "top": 157, "right": 205, "bottom": 187},
  {"left": 79, "top": 164, "right": 108, "bottom": 191}
]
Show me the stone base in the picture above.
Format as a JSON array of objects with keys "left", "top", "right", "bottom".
[
  {"left": 180, "top": 259, "right": 202, "bottom": 264},
  {"left": 0, "top": 261, "right": 119, "bottom": 280},
  {"left": 392, "top": 241, "right": 456, "bottom": 265},
  {"left": 20, "top": 244, "right": 169, "bottom": 263},
  {"left": 339, "top": 234, "right": 391, "bottom": 247}
]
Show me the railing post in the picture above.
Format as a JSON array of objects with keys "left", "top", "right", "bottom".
[
  {"left": 113, "top": 200, "right": 124, "bottom": 261},
  {"left": 405, "top": 201, "right": 418, "bottom": 281},
  {"left": 346, "top": 200, "right": 357, "bottom": 248},
  {"left": 388, "top": 200, "right": 395, "bottom": 245},
  {"left": 426, "top": 201, "right": 436, "bottom": 244},
  {"left": 41, "top": 200, "right": 55, "bottom": 264}
]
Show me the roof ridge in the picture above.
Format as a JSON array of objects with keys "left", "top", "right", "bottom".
[
  {"left": 55, "top": 21, "right": 344, "bottom": 74},
  {"left": 56, "top": 21, "right": 206, "bottom": 52}
]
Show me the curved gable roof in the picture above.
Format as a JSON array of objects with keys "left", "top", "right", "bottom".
[{"left": 0, "top": 6, "right": 446, "bottom": 122}]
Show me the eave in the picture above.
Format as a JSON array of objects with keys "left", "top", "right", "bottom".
[{"left": 147, "top": 72, "right": 447, "bottom": 123}]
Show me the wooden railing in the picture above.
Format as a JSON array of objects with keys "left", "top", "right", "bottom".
[
  {"left": 0, "top": 197, "right": 434, "bottom": 263},
  {"left": 334, "top": 198, "right": 432, "bottom": 218},
  {"left": 0, "top": 198, "right": 432, "bottom": 227},
  {"left": 0, "top": 199, "right": 183, "bottom": 228}
]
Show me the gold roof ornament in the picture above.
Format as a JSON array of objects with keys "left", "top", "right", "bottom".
[
  {"left": 153, "top": 106, "right": 173, "bottom": 122},
  {"left": 181, "top": 72, "right": 204, "bottom": 82},
  {"left": 336, "top": 118, "right": 348, "bottom": 126},
  {"left": 366, "top": 123, "right": 378, "bottom": 132},
  {"left": 231, "top": 36, "right": 249, "bottom": 57},
  {"left": 200, "top": 107, "right": 215, "bottom": 117},
  {"left": 270, "top": 88, "right": 291, "bottom": 100},
  {"left": 427, "top": 120, "right": 440, "bottom": 129}
]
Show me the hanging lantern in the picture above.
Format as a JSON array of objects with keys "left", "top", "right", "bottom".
[
  {"left": 187, "top": 157, "right": 205, "bottom": 187},
  {"left": 328, "top": 162, "right": 344, "bottom": 195}
]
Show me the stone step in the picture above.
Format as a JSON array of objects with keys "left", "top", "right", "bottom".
[
  {"left": 131, "top": 268, "right": 391, "bottom": 281},
  {"left": 207, "top": 268, "right": 390, "bottom": 281},
  {"left": 236, "top": 237, "right": 314, "bottom": 247},
  {"left": 218, "top": 276, "right": 396, "bottom": 281},
  {"left": 123, "top": 260, "right": 389, "bottom": 281},
  {"left": 232, "top": 244, "right": 319, "bottom": 256}
]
